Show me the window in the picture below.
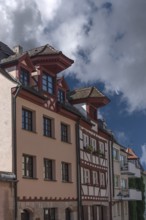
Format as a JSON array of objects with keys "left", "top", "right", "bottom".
[
  {"left": 58, "top": 89, "right": 65, "bottom": 103},
  {"left": 22, "top": 108, "right": 34, "bottom": 131},
  {"left": 22, "top": 155, "right": 35, "bottom": 178},
  {"left": 92, "top": 171, "right": 99, "bottom": 185},
  {"left": 83, "top": 168, "right": 90, "bottom": 184},
  {"left": 20, "top": 68, "right": 29, "bottom": 86},
  {"left": 42, "top": 73, "right": 54, "bottom": 94},
  {"left": 120, "top": 154, "right": 127, "bottom": 167},
  {"left": 44, "top": 208, "right": 56, "bottom": 220},
  {"left": 62, "top": 162, "right": 71, "bottom": 182},
  {"left": 43, "top": 117, "right": 54, "bottom": 137},
  {"left": 44, "top": 159, "right": 55, "bottom": 180},
  {"left": 121, "top": 178, "right": 127, "bottom": 189},
  {"left": 113, "top": 148, "right": 119, "bottom": 160},
  {"left": 114, "top": 175, "right": 119, "bottom": 188},
  {"left": 99, "top": 142, "right": 105, "bottom": 154},
  {"left": 61, "top": 123, "right": 70, "bottom": 142},
  {"left": 83, "top": 134, "right": 89, "bottom": 147},
  {"left": 90, "top": 138, "right": 97, "bottom": 151},
  {"left": 100, "top": 172, "right": 106, "bottom": 188},
  {"left": 65, "top": 208, "right": 71, "bottom": 220}
]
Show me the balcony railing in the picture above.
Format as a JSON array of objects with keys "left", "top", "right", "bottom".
[
  {"left": 120, "top": 161, "right": 141, "bottom": 177},
  {"left": 115, "top": 188, "right": 142, "bottom": 201}
]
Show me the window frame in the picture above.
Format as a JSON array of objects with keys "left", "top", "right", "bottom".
[
  {"left": 58, "top": 89, "right": 65, "bottom": 103},
  {"left": 42, "top": 72, "right": 54, "bottom": 94},
  {"left": 61, "top": 123, "right": 70, "bottom": 143},
  {"left": 83, "top": 133, "right": 89, "bottom": 147},
  {"left": 43, "top": 116, "right": 54, "bottom": 138},
  {"left": 113, "top": 148, "right": 119, "bottom": 161},
  {"left": 44, "top": 158, "right": 55, "bottom": 181},
  {"left": 92, "top": 170, "right": 99, "bottom": 186},
  {"left": 22, "top": 154, "right": 36, "bottom": 178},
  {"left": 90, "top": 138, "right": 97, "bottom": 151},
  {"left": 20, "top": 68, "right": 29, "bottom": 86},
  {"left": 44, "top": 208, "right": 56, "bottom": 220},
  {"left": 100, "top": 172, "right": 106, "bottom": 188},
  {"left": 22, "top": 108, "right": 34, "bottom": 131},
  {"left": 114, "top": 175, "right": 120, "bottom": 188},
  {"left": 62, "top": 162, "right": 71, "bottom": 182},
  {"left": 83, "top": 168, "right": 90, "bottom": 184},
  {"left": 121, "top": 178, "right": 127, "bottom": 189}
]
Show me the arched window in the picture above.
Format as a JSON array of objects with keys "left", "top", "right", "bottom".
[
  {"left": 65, "top": 208, "right": 71, "bottom": 220},
  {"left": 21, "top": 209, "right": 31, "bottom": 220}
]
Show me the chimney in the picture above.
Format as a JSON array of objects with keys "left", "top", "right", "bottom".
[{"left": 13, "top": 45, "right": 23, "bottom": 54}]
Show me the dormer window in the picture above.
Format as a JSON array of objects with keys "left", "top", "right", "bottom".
[
  {"left": 42, "top": 73, "right": 54, "bottom": 94},
  {"left": 58, "top": 89, "right": 65, "bottom": 103},
  {"left": 20, "top": 68, "right": 29, "bottom": 86}
]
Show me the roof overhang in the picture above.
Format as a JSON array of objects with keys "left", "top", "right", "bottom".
[{"left": 31, "top": 53, "right": 74, "bottom": 74}]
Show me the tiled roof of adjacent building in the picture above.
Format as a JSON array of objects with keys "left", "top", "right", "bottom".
[
  {"left": 0, "top": 52, "right": 26, "bottom": 64},
  {"left": 0, "top": 42, "right": 15, "bottom": 61},
  {"left": 0, "top": 43, "right": 73, "bottom": 65},
  {"left": 58, "top": 102, "right": 91, "bottom": 124},
  {"left": 28, "top": 44, "right": 61, "bottom": 57},
  {"left": 126, "top": 147, "right": 139, "bottom": 159},
  {"left": 68, "top": 87, "right": 106, "bottom": 100}
]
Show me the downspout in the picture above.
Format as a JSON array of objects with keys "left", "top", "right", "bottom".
[
  {"left": 12, "top": 85, "right": 21, "bottom": 220},
  {"left": 108, "top": 135, "right": 114, "bottom": 220},
  {"left": 75, "top": 120, "right": 82, "bottom": 220}
]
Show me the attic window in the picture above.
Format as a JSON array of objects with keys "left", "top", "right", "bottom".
[
  {"left": 42, "top": 72, "right": 54, "bottom": 94},
  {"left": 58, "top": 89, "right": 65, "bottom": 103},
  {"left": 20, "top": 68, "right": 29, "bottom": 86}
]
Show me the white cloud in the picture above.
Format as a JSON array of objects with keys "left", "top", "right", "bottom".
[
  {"left": 0, "top": 0, "right": 146, "bottom": 112},
  {"left": 140, "top": 144, "right": 146, "bottom": 167},
  {"left": 114, "top": 131, "right": 128, "bottom": 146}
]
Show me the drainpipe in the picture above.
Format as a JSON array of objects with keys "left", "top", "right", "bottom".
[
  {"left": 75, "top": 120, "right": 82, "bottom": 220},
  {"left": 108, "top": 136, "right": 114, "bottom": 220},
  {"left": 12, "top": 85, "right": 21, "bottom": 220}
]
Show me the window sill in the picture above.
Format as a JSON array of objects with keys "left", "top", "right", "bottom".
[
  {"left": 43, "top": 135, "right": 56, "bottom": 140},
  {"left": 61, "top": 140, "right": 72, "bottom": 144},
  {"left": 62, "top": 181, "right": 73, "bottom": 184},
  {"left": 22, "top": 176, "right": 38, "bottom": 180},
  {"left": 44, "top": 179, "right": 57, "bottom": 182},
  {"left": 22, "top": 128, "right": 37, "bottom": 134}
]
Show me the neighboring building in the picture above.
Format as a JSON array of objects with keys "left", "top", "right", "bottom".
[
  {"left": 126, "top": 148, "right": 144, "bottom": 220},
  {"left": 0, "top": 172, "right": 15, "bottom": 220},
  {"left": 112, "top": 141, "right": 129, "bottom": 220},
  {"left": 69, "top": 87, "right": 112, "bottom": 220},
  {"left": 0, "top": 43, "right": 80, "bottom": 220},
  {"left": 111, "top": 143, "right": 142, "bottom": 220},
  {"left": 142, "top": 171, "right": 146, "bottom": 220}
]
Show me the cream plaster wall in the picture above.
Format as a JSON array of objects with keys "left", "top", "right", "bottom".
[
  {"left": 0, "top": 181, "right": 14, "bottom": 220},
  {"left": 16, "top": 97, "right": 77, "bottom": 199},
  {"left": 0, "top": 74, "right": 16, "bottom": 172}
]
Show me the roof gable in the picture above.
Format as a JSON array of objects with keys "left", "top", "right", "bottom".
[
  {"left": 68, "top": 87, "right": 110, "bottom": 107},
  {"left": 57, "top": 76, "right": 69, "bottom": 90}
]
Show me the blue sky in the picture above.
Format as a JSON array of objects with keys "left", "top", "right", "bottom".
[{"left": 0, "top": 0, "right": 146, "bottom": 168}]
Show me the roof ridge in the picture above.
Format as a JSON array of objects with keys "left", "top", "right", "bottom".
[
  {"left": 36, "top": 44, "right": 48, "bottom": 55},
  {"left": 88, "top": 86, "right": 94, "bottom": 98}
]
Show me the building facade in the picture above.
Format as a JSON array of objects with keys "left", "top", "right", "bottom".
[
  {"left": 0, "top": 43, "right": 79, "bottom": 220},
  {"left": 68, "top": 87, "right": 112, "bottom": 220},
  {"left": 0, "top": 41, "right": 144, "bottom": 220},
  {"left": 112, "top": 143, "right": 142, "bottom": 220}
]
